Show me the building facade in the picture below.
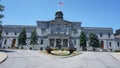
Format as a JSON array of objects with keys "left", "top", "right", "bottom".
[
  {"left": 1, "top": 11, "right": 120, "bottom": 51},
  {"left": 114, "top": 29, "right": 120, "bottom": 36}
]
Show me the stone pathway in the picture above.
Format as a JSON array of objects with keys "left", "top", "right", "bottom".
[{"left": 0, "top": 50, "right": 120, "bottom": 68}]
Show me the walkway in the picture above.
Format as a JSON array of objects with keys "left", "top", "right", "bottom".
[
  {"left": 0, "top": 51, "right": 8, "bottom": 64},
  {"left": 0, "top": 50, "right": 120, "bottom": 68}
]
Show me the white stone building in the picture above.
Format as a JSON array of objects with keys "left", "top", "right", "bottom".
[{"left": 1, "top": 11, "right": 120, "bottom": 51}]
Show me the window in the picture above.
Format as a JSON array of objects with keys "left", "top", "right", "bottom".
[
  {"left": 108, "top": 33, "right": 111, "bottom": 38},
  {"left": 100, "top": 33, "right": 102, "bottom": 37},
  {"left": 4, "top": 39, "right": 7, "bottom": 45},
  {"left": 71, "top": 29, "right": 77, "bottom": 35},
  {"left": 6, "top": 32, "right": 8, "bottom": 35},
  {"left": 41, "top": 29, "right": 46, "bottom": 34},
  {"left": 14, "top": 32, "right": 17, "bottom": 35},
  {"left": 41, "top": 40, "right": 43, "bottom": 45},
  {"left": 63, "top": 39, "right": 68, "bottom": 47},
  {"left": 117, "top": 42, "right": 119, "bottom": 47},
  {"left": 109, "top": 42, "right": 111, "bottom": 47},
  {"left": 74, "top": 40, "right": 76, "bottom": 45},
  {"left": 74, "top": 30, "right": 78, "bottom": 35},
  {"left": 49, "top": 39, "right": 54, "bottom": 47}
]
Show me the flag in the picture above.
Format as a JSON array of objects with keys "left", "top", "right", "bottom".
[{"left": 59, "top": 2, "right": 64, "bottom": 6}]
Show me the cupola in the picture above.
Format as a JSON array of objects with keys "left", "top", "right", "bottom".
[{"left": 55, "top": 11, "right": 63, "bottom": 19}]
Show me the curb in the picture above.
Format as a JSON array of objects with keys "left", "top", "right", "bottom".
[{"left": 0, "top": 52, "right": 8, "bottom": 64}]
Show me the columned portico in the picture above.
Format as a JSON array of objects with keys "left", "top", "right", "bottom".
[
  {"left": 48, "top": 34, "right": 70, "bottom": 49},
  {"left": 49, "top": 38, "right": 69, "bottom": 49}
]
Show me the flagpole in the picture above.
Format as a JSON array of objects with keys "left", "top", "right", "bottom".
[{"left": 58, "top": 2, "right": 64, "bottom": 11}]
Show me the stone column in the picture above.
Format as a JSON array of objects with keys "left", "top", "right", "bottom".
[
  {"left": 61, "top": 39, "right": 63, "bottom": 48},
  {"left": 68, "top": 39, "right": 69, "bottom": 47},
  {"left": 48, "top": 39, "right": 50, "bottom": 47},
  {"left": 54, "top": 39, "right": 56, "bottom": 47}
]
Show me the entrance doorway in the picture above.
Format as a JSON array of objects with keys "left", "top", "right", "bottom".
[
  {"left": 11, "top": 39, "right": 16, "bottom": 48},
  {"left": 63, "top": 39, "right": 68, "bottom": 47},
  {"left": 56, "top": 39, "right": 61, "bottom": 49},
  {"left": 101, "top": 41, "right": 104, "bottom": 49},
  {"left": 49, "top": 39, "right": 55, "bottom": 47}
]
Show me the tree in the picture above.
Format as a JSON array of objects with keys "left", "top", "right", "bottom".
[
  {"left": 0, "top": 2, "right": 4, "bottom": 23},
  {"left": 30, "top": 30, "right": 38, "bottom": 49},
  {"left": 89, "top": 32, "right": 100, "bottom": 51},
  {"left": 0, "top": 1, "right": 4, "bottom": 48},
  {"left": 0, "top": 1, "right": 4, "bottom": 37},
  {"left": 80, "top": 32, "right": 86, "bottom": 51},
  {"left": 18, "top": 28, "right": 27, "bottom": 47}
]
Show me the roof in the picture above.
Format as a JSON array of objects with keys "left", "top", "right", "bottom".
[
  {"left": 3, "top": 25, "right": 36, "bottom": 33},
  {"left": 82, "top": 27, "right": 113, "bottom": 30}
]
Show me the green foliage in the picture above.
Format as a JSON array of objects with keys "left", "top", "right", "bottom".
[
  {"left": 18, "top": 28, "right": 27, "bottom": 46},
  {"left": 0, "top": 1, "right": 4, "bottom": 40},
  {"left": 0, "top": 3, "right": 5, "bottom": 23},
  {"left": 114, "top": 50, "right": 120, "bottom": 52},
  {"left": 30, "top": 30, "right": 38, "bottom": 45},
  {"left": 80, "top": 32, "right": 86, "bottom": 51},
  {"left": 0, "top": 4, "right": 4, "bottom": 12},
  {"left": 80, "top": 32, "right": 86, "bottom": 47},
  {"left": 89, "top": 32, "right": 100, "bottom": 48}
]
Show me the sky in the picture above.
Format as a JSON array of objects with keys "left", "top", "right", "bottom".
[{"left": 1, "top": 0, "right": 120, "bottom": 33}]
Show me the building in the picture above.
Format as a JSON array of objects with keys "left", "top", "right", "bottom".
[
  {"left": 1, "top": 11, "right": 120, "bottom": 51},
  {"left": 114, "top": 29, "right": 120, "bottom": 36}
]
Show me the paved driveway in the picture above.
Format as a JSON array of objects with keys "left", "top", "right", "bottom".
[{"left": 0, "top": 50, "right": 120, "bottom": 68}]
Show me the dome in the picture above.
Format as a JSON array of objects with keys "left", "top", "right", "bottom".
[{"left": 55, "top": 11, "right": 63, "bottom": 19}]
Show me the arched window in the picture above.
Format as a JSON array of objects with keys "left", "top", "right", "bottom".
[
  {"left": 109, "top": 42, "right": 111, "bottom": 47},
  {"left": 14, "top": 31, "right": 17, "bottom": 35},
  {"left": 117, "top": 42, "right": 119, "bottom": 47},
  {"left": 41, "top": 40, "right": 43, "bottom": 45},
  {"left": 4, "top": 39, "right": 7, "bottom": 45},
  {"left": 6, "top": 32, "right": 8, "bottom": 35}
]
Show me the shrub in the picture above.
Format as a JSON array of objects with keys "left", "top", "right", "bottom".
[
  {"left": 46, "top": 47, "right": 77, "bottom": 55},
  {"left": 114, "top": 50, "right": 120, "bottom": 52},
  {"left": 29, "top": 47, "right": 32, "bottom": 50},
  {"left": 69, "top": 47, "right": 76, "bottom": 55},
  {"left": 62, "top": 48, "right": 69, "bottom": 51},
  {"left": 46, "top": 47, "right": 53, "bottom": 53},
  {"left": 40, "top": 47, "right": 43, "bottom": 50},
  {"left": 21, "top": 47, "right": 23, "bottom": 49}
]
